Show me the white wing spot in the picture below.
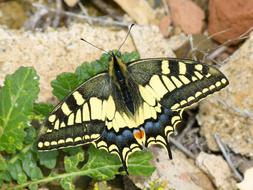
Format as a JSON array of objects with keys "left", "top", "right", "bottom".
[
  {"left": 61, "top": 102, "right": 71, "bottom": 115},
  {"left": 161, "top": 60, "right": 170, "bottom": 74},
  {"left": 73, "top": 91, "right": 85, "bottom": 105}
]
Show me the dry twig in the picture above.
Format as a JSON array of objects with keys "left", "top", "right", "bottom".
[
  {"left": 214, "top": 134, "right": 243, "bottom": 181},
  {"left": 52, "top": 0, "right": 63, "bottom": 28},
  {"left": 33, "top": 3, "right": 130, "bottom": 28},
  {"left": 177, "top": 115, "right": 195, "bottom": 141},
  {"left": 170, "top": 137, "right": 196, "bottom": 159},
  {"left": 24, "top": 6, "right": 49, "bottom": 30},
  {"left": 91, "top": 0, "right": 121, "bottom": 20}
]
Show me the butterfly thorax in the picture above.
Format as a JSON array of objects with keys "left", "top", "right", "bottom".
[{"left": 109, "top": 53, "right": 135, "bottom": 114}]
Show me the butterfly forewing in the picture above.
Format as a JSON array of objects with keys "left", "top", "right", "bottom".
[
  {"left": 37, "top": 73, "right": 112, "bottom": 150},
  {"left": 128, "top": 58, "right": 228, "bottom": 111}
]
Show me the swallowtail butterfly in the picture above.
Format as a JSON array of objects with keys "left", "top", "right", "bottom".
[{"left": 37, "top": 50, "right": 228, "bottom": 174}]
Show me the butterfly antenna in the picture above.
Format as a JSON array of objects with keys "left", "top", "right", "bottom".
[
  {"left": 117, "top": 23, "right": 135, "bottom": 52},
  {"left": 80, "top": 38, "right": 109, "bottom": 54}
]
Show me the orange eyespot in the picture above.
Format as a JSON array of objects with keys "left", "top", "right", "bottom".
[{"left": 133, "top": 128, "right": 145, "bottom": 140}]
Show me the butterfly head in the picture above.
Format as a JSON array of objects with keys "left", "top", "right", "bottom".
[{"left": 108, "top": 50, "right": 128, "bottom": 79}]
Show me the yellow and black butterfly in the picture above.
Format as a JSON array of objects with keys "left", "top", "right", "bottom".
[
  {"left": 37, "top": 48, "right": 228, "bottom": 174},
  {"left": 37, "top": 22, "right": 228, "bottom": 172}
]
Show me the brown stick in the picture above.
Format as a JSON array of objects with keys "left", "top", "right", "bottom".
[
  {"left": 33, "top": 3, "right": 130, "bottom": 28},
  {"left": 214, "top": 134, "right": 243, "bottom": 181}
]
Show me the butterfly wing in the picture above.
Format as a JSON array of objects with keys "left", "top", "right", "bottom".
[
  {"left": 127, "top": 58, "right": 229, "bottom": 111},
  {"left": 37, "top": 73, "right": 113, "bottom": 150},
  {"left": 122, "top": 58, "right": 229, "bottom": 163},
  {"left": 93, "top": 58, "right": 229, "bottom": 173}
]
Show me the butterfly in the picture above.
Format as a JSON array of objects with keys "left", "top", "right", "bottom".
[{"left": 37, "top": 50, "right": 228, "bottom": 174}]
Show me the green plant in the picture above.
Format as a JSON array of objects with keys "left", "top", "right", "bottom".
[{"left": 0, "top": 51, "right": 155, "bottom": 190}]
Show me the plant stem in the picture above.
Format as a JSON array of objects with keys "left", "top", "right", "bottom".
[
  {"left": 12, "top": 164, "right": 122, "bottom": 189},
  {"left": 9, "top": 144, "right": 33, "bottom": 164}
]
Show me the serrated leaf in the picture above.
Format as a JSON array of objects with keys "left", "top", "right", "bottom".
[
  {"left": 64, "top": 151, "right": 84, "bottom": 172},
  {"left": 0, "top": 67, "right": 39, "bottom": 153},
  {"left": 75, "top": 53, "right": 109, "bottom": 83},
  {"left": 28, "top": 183, "right": 38, "bottom": 190},
  {"left": 60, "top": 151, "right": 85, "bottom": 190},
  {"left": 75, "top": 61, "right": 106, "bottom": 83},
  {"left": 81, "top": 145, "right": 121, "bottom": 180},
  {"left": 51, "top": 72, "right": 79, "bottom": 100},
  {"left": 30, "top": 167, "right": 43, "bottom": 180},
  {"left": 24, "top": 127, "right": 36, "bottom": 144},
  {"left": 128, "top": 151, "right": 155, "bottom": 176},
  {"left": 38, "top": 151, "right": 58, "bottom": 169},
  {"left": 0, "top": 154, "right": 7, "bottom": 171},
  {"left": 60, "top": 176, "right": 75, "bottom": 190},
  {"left": 121, "top": 51, "right": 140, "bottom": 63},
  {"left": 8, "top": 160, "right": 27, "bottom": 184},
  {"left": 21, "top": 152, "right": 37, "bottom": 178},
  {"left": 33, "top": 103, "right": 53, "bottom": 116},
  {"left": 0, "top": 171, "right": 11, "bottom": 182}
]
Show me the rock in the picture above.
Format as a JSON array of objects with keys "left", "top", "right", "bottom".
[
  {"left": 0, "top": 24, "right": 135, "bottom": 102},
  {"left": 131, "top": 25, "right": 175, "bottom": 58},
  {"left": 167, "top": 0, "right": 205, "bottom": 34},
  {"left": 0, "top": 1, "right": 27, "bottom": 29},
  {"left": 237, "top": 167, "right": 253, "bottom": 190},
  {"left": 159, "top": 15, "right": 172, "bottom": 38},
  {"left": 113, "top": 0, "right": 156, "bottom": 25},
  {"left": 167, "top": 33, "right": 188, "bottom": 52},
  {"left": 64, "top": 0, "right": 78, "bottom": 7},
  {"left": 196, "top": 152, "right": 237, "bottom": 190},
  {"left": 198, "top": 33, "right": 253, "bottom": 157},
  {"left": 192, "top": 0, "right": 209, "bottom": 13},
  {"left": 208, "top": 0, "right": 253, "bottom": 44},
  {"left": 131, "top": 148, "right": 215, "bottom": 190}
]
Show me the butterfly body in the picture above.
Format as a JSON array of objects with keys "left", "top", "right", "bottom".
[{"left": 38, "top": 51, "right": 228, "bottom": 174}]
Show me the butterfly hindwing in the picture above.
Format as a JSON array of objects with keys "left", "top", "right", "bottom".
[{"left": 93, "top": 108, "right": 182, "bottom": 173}]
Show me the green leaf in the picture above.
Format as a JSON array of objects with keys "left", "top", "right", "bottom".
[
  {"left": 64, "top": 151, "right": 84, "bottom": 173},
  {"left": 81, "top": 145, "right": 121, "bottom": 180},
  {"left": 0, "top": 67, "right": 39, "bottom": 153},
  {"left": 30, "top": 167, "right": 43, "bottom": 181},
  {"left": 0, "top": 154, "right": 7, "bottom": 171},
  {"left": 60, "top": 150, "right": 85, "bottom": 190},
  {"left": 24, "top": 127, "right": 36, "bottom": 144},
  {"left": 51, "top": 72, "right": 79, "bottom": 100},
  {"left": 60, "top": 176, "right": 75, "bottom": 190},
  {"left": 33, "top": 103, "right": 53, "bottom": 116},
  {"left": 21, "top": 152, "right": 36, "bottom": 178},
  {"left": 38, "top": 151, "right": 58, "bottom": 169},
  {"left": 128, "top": 151, "right": 155, "bottom": 176},
  {"left": 75, "top": 61, "right": 106, "bottom": 83},
  {"left": 75, "top": 53, "right": 109, "bottom": 83},
  {"left": 28, "top": 183, "right": 38, "bottom": 190},
  {"left": 121, "top": 51, "right": 140, "bottom": 63},
  {"left": 20, "top": 151, "right": 43, "bottom": 180},
  {"left": 8, "top": 160, "right": 27, "bottom": 184}
]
